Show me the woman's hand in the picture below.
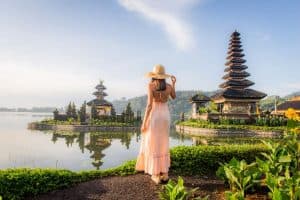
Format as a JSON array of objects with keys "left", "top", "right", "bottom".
[
  {"left": 141, "top": 123, "right": 147, "bottom": 133},
  {"left": 171, "top": 76, "right": 176, "bottom": 85}
]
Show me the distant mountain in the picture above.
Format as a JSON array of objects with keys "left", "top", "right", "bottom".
[
  {"left": 112, "top": 90, "right": 218, "bottom": 120},
  {"left": 113, "top": 90, "right": 300, "bottom": 120}
]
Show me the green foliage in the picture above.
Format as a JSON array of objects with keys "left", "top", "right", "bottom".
[
  {"left": 91, "top": 102, "right": 98, "bottom": 119},
  {"left": 159, "top": 176, "right": 198, "bottom": 200},
  {"left": 217, "top": 158, "right": 262, "bottom": 199},
  {"left": 78, "top": 101, "right": 87, "bottom": 123},
  {"left": 124, "top": 103, "right": 134, "bottom": 122},
  {"left": 90, "top": 119, "right": 133, "bottom": 127},
  {"left": 255, "top": 116, "right": 287, "bottom": 127},
  {"left": 218, "top": 132, "right": 300, "bottom": 200},
  {"left": 287, "top": 119, "right": 300, "bottom": 128},
  {"left": 40, "top": 118, "right": 81, "bottom": 125},
  {"left": 219, "top": 117, "right": 246, "bottom": 125},
  {"left": 170, "top": 144, "right": 267, "bottom": 175},
  {"left": 0, "top": 145, "right": 268, "bottom": 199},
  {"left": 256, "top": 132, "right": 300, "bottom": 200},
  {"left": 39, "top": 118, "right": 137, "bottom": 126},
  {"left": 0, "top": 160, "right": 136, "bottom": 200},
  {"left": 198, "top": 102, "right": 218, "bottom": 114},
  {"left": 178, "top": 119, "right": 287, "bottom": 132}
]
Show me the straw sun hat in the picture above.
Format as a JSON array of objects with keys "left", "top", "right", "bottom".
[{"left": 145, "top": 64, "right": 171, "bottom": 79}]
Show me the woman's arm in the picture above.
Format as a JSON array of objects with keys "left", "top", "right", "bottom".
[
  {"left": 170, "top": 76, "right": 176, "bottom": 99},
  {"left": 141, "top": 83, "right": 153, "bottom": 133}
]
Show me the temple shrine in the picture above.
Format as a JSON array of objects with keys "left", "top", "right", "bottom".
[
  {"left": 211, "top": 31, "right": 267, "bottom": 118},
  {"left": 87, "top": 80, "right": 114, "bottom": 116}
]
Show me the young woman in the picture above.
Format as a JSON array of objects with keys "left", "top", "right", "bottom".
[{"left": 135, "top": 64, "right": 176, "bottom": 184}]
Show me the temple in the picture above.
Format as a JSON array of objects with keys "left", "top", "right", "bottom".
[
  {"left": 87, "top": 80, "right": 114, "bottom": 116},
  {"left": 272, "top": 96, "right": 300, "bottom": 115},
  {"left": 211, "top": 31, "right": 267, "bottom": 119}
]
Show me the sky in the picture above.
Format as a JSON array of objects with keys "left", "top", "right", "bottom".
[{"left": 0, "top": 0, "right": 299, "bottom": 108}]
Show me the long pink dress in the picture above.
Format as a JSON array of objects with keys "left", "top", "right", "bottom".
[{"left": 135, "top": 84, "right": 172, "bottom": 175}]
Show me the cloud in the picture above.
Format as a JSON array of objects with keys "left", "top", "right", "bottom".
[{"left": 118, "top": 0, "right": 199, "bottom": 51}]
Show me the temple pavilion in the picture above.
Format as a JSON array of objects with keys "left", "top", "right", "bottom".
[
  {"left": 272, "top": 96, "right": 300, "bottom": 115},
  {"left": 211, "top": 31, "right": 267, "bottom": 119},
  {"left": 87, "top": 80, "right": 114, "bottom": 116}
]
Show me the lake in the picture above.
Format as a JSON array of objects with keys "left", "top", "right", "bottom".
[
  {"left": 0, "top": 112, "right": 194, "bottom": 171},
  {"left": 0, "top": 112, "right": 266, "bottom": 171}
]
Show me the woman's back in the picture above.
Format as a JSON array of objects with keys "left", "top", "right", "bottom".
[{"left": 150, "top": 83, "right": 176, "bottom": 103}]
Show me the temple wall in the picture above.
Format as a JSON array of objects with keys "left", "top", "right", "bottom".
[
  {"left": 28, "top": 122, "right": 138, "bottom": 132},
  {"left": 176, "top": 125, "right": 283, "bottom": 138}
]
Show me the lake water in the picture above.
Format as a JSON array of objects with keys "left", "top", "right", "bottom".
[
  {"left": 0, "top": 112, "right": 266, "bottom": 171},
  {"left": 0, "top": 112, "right": 194, "bottom": 171}
]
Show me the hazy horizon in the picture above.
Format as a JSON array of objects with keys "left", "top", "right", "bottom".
[{"left": 0, "top": 0, "right": 299, "bottom": 108}]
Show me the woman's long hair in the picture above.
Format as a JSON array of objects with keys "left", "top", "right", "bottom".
[{"left": 152, "top": 78, "right": 166, "bottom": 91}]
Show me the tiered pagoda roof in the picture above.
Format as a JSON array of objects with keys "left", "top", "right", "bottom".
[
  {"left": 212, "top": 31, "right": 267, "bottom": 100},
  {"left": 87, "top": 80, "right": 113, "bottom": 106},
  {"left": 190, "top": 93, "right": 211, "bottom": 103}
]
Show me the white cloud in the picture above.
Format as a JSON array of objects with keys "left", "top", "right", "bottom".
[{"left": 118, "top": 0, "right": 200, "bottom": 51}]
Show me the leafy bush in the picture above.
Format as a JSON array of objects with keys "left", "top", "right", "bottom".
[
  {"left": 219, "top": 117, "right": 247, "bottom": 125},
  {"left": 159, "top": 176, "right": 201, "bottom": 200},
  {"left": 178, "top": 120, "right": 287, "bottom": 132},
  {"left": 170, "top": 144, "right": 267, "bottom": 175},
  {"left": 0, "top": 160, "right": 136, "bottom": 200},
  {"left": 217, "top": 158, "right": 262, "bottom": 200},
  {"left": 217, "top": 132, "right": 300, "bottom": 200},
  {"left": 255, "top": 116, "right": 287, "bottom": 127},
  {"left": 38, "top": 119, "right": 136, "bottom": 127},
  {"left": 0, "top": 145, "right": 268, "bottom": 199}
]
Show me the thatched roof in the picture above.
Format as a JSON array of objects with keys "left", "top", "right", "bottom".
[
  {"left": 219, "top": 79, "right": 254, "bottom": 89},
  {"left": 190, "top": 94, "right": 211, "bottom": 103},
  {"left": 277, "top": 100, "right": 300, "bottom": 111},
  {"left": 87, "top": 99, "right": 113, "bottom": 106},
  {"left": 212, "top": 88, "right": 267, "bottom": 100}
]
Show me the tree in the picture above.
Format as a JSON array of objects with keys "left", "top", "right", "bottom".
[
  {"left": 125, "top": 103, "right": 134, "bottom": 122},
  {"left": 71, "top": 102, "right": 77, "bottom": 119},
  {"left": 111, "top": 106, "right": 116, "bottom": 116},
  {"left": 53, "top": 109, "right": 59, "bottom": 120},
  {"left": 78, "top": 101, "right": 87, "bottom": 123},
  {"left": 91, "top": 103, "right": 98, "bottom": 119},
  {"left": 66, "top": 102, "right": 72, "bottom": 118}
]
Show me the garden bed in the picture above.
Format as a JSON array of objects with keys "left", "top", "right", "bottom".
[
  {"left": 176, "top": 125, "right": 283, "bottom": 138},
  {"left": 28, "top": 122, "right": 139, "bottom": 132},
  {"left": 27, "top": 173, "right": 225, "bottom": 200},
  {"left": 0, "top": 145, "right": 267, "bottom": 199}
]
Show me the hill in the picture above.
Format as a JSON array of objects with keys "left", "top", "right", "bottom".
[
  {"left": 113, "top": 90, "right": 300, "bottom": 120},
  {"left": 112, "top": 90, "right": 218, "bottom": 120}
]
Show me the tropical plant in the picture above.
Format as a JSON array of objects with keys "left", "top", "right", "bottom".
[
  {"left": 159, "top": 176, "right": 207, "bottom": 200},
  {"left": 219, "top": 131, "right": 300, "bottom": 200},
  {"left": 285, "top": 108, "right": 300, "bottom": 121},
  {"left": 217, "top": 158, "right": 261, "bottom": 199},
  {"left": 257, "top": 132, "right": 300, "bottom": 200}
]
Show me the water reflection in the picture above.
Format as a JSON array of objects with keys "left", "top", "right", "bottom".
[{"left": 1, "top": 112, "right": 279, "bottom": 171}]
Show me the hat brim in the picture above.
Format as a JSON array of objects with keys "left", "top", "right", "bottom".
[{"left": 145, "top": 72, "right": 171, "bottom": 79}]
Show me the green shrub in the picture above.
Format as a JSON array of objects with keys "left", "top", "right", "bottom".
[
  {"left": 0, "top": 160, "right": 136, "bottom": 200},
  {"left": 0, "top": 145, "right": 268, "bottom": 199},
  {"left": 170, "top": 144, "right": 267, "bottom": 175},
  {"left": 217, "top": 158, "right": 262, "bottom": 200},
  {"left": 178, "top": 120, "right": 287, "bottom": 132},
  {"left": 218, "top": 132, "right": 300, "bottom": 200},
  {"left": 159, "top": 176, "right": 201, "bottom": 200}
]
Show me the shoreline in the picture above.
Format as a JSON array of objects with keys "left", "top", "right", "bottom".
[
  {"left": 28, "top": 122, "right": 139, "bottom": 132},
  {"left": 175, "top": 124, "right": 283, "bottom": 138}
]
